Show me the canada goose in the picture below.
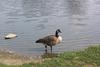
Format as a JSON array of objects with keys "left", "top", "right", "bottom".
[{"left": 35, "top": 29, "right": 62, "bottom": 52}]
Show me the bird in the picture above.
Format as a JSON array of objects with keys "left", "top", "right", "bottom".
[{"left": 35, "top": 29, "right": 62, "bottom": 52}]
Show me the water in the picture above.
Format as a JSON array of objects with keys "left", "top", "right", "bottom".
[{"left": 0, "top": 0, "right": 100, "bottom": 56}]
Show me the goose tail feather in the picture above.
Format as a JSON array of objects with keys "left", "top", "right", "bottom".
[{"left": 35, "top": 39, "right": 43, "bottom": 43}]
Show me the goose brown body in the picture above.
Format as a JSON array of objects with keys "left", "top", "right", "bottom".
[
  {"left": 35, "top": 29, "right": 62, "bottom": 52},
  {"left": 36, "top": 35, "right": 61, "bottom": 46}
]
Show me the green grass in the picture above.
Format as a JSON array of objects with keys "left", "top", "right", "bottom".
[{"left": 0, "top": 45, "right": 100, "bottom": 67}]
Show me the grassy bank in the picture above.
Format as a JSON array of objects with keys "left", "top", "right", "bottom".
[{"left": 0, "top": 45, "right": 100, "bottom": 67}]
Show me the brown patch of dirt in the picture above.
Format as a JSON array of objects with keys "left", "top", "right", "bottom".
[{"left": 0, "top": 50, "right": 42, "bottom": 65}]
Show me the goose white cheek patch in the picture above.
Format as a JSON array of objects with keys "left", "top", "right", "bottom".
[{"left": 58, "top": 36, "right": 62, "bottom": 42}]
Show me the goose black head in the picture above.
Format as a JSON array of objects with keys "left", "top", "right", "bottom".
[
  {"left": 55, "top": 29, "right": 62, "bottom": 37},
  {"left": 56, "top": 29, "right": 62, "bottom": 33}
]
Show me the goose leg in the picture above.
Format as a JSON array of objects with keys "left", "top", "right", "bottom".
[
  {"left": 50, "top": 46, "right": 52, "bottom": 53},
  {"left": 45, "top": 45, "right": 47, "bottom": 53}
]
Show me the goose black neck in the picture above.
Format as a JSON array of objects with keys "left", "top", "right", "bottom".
[{"left": 55, "top": 31, "right": 59, "bottom": 37}]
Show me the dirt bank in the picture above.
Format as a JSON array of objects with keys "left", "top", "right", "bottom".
[{"left": 0, "top": 49, "right": 42, "bottom": 65}]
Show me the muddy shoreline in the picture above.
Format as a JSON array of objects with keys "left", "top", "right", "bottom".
[{"left": 0, "top": 49, "right": 43, "bottom": 65}]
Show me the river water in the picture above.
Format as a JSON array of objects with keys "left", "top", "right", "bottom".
[{"left": 0, "top": 0, "right": 100, "bottom": 56}]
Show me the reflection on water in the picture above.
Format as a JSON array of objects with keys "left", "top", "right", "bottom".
[
  {"left": 41, "top": 52, "right": 58, "bottom": 58},
  {"left": 68, "top": 0, "right": 88, "bottom": 15},
  {"left": 22, "top": 0, "right": 68, "bottom": 17},
  {"left": 0, "top": 0, "right": 100, "bottom": 56}
]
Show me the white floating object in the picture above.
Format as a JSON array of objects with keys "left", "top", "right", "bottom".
[{"left": 5, "top": 33, "right": 17, "bottom": 39}]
